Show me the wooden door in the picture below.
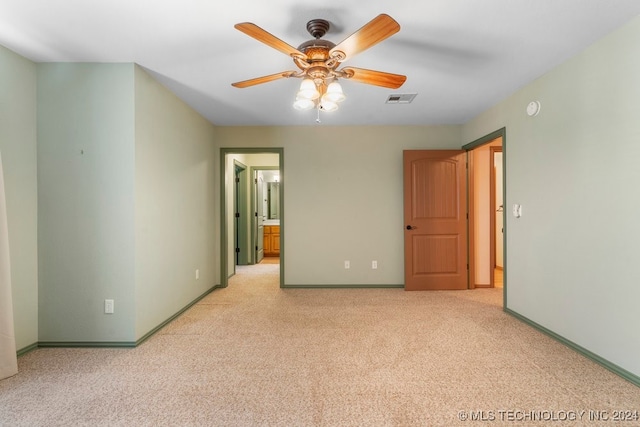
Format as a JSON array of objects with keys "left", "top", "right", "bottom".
[{"left": 403, "top": 150, "right": 468, "bottom": 290}]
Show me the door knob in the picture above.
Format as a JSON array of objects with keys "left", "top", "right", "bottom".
[{"left": 406, "top": 225, "right": 415, "bottom": 230}]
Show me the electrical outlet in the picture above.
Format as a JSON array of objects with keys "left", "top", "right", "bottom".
[
  {"left": 344, "top": 260, "right": 350, "bottom": 269},
  {"left": 104, "top": 299, "right": 114, "bottom": 314},
  {"left": 195, "top": 269, "right": 200, "bottom": 280},
  {"left": 372, "top": 260, "right": 378, "bottom": 269}
]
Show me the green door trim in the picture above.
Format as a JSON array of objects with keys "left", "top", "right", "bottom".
[
  {"left": 220, "top": 148, "right": 284, "bottom": 288},
  {"left": 234, "top": 160, "right": 248, "bottom": 267}
]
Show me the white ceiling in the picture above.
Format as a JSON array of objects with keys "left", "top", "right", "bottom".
[{"left": 2, "top": 1, "right": 639, "bottom": 127}]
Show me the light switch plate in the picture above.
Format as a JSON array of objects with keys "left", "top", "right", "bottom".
[
  {"left": 512, "top": 204, "right": 522, "bottom": 218},
  {"left": 104, "top": 299, "right": 114, "bottom": 314}
]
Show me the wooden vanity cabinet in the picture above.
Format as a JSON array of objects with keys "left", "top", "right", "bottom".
[{"left": 264, "top": 225, "right": 280, "bottom": 257}]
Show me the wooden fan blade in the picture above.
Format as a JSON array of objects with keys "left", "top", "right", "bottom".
[
  {"left": 329, "top": 14, "right": 400, "bottom": 61},
  {"left": 235, "top": 22, "right": 306, "bottom": 58},
  {"left": 231, "top": 71, "right": 297, "bottom": 88},
  {"left": 342, "top": 67, "right": 406, "bottom": 89}
]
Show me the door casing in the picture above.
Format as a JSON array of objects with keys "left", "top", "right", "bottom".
[
  {"left": 220, "top": 148, "right": 284, "bottom": 288},
  {"left": 463, "top": 128, "right": 507, "bottom": 306},
  {"left": 234, "top": 161, "right": 248, "bottom": 266},
  {"left": 490, "top": 146, "right": 503, "bottom": 281}
]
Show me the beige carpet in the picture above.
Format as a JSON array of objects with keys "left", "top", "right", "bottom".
[{"left": 1, "top": 262, "right": 638, "bottom": 426}]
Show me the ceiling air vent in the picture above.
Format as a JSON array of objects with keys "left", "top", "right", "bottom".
[{"left": 386, "top": 93, "right": 417, "bottom": 104}]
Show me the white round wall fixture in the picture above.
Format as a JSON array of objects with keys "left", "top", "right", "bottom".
[{"left": 526, "top": 100, "right": 541, "bottom": 117}]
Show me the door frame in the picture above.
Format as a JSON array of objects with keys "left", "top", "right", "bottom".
[
  {"left": 220, "top": 148, "right": 284, "bottom": 288},
  {"left": 250, "top": 166, "right": 279, "bottom": 265},
  {"left": 490, "top": 146, "right": 503, "bottom": 281},
  {"left": 234, "top": 161, "right": 248, "bottom": 266},
  {"left": 462, "top": 128, "right": 507, "bottom": 307}
]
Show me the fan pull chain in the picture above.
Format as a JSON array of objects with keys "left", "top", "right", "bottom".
[{"left": 315, "top": 105, "right": 321, "bottom": 124}]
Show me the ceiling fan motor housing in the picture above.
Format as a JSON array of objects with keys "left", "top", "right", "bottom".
[
  {"left": 298, "top": 41, "right": 335, "bottom": 56},
  {"left": 296, "top": 34, "right": 340, "bottom": 82},
  {"left": 306, "top": 18, "right": 330, "bottom": 39},
  {"left": 297, "top": 20, "right": 339, "bottom": 82}
]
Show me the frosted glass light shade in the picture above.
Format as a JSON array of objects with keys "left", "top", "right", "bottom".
[
  {"left": 324, "top": 81, "right": 346, "bottom": 103},
  {"left": 320, "top": 98, "right": 338, "bottom": 112},
  {"left": 293, "top": 97, "right": 315, "bottom": 110},
  {"left": 297, "top": 79, "right": 320, "bottom": 100}
]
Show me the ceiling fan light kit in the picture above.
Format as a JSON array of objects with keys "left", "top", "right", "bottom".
[
  {"left": 232, "top": 14, "right": 406, "bottom": 119},
  {"left": 297, "top": 78, "right": 320, "bottom": 100},
  {"left": 325, "top": 81, "right": 346, "bottom": 103},
  {"left": 293, "top": 96, "right": 315, "bottom": 111},
  {"left": 293, "top": 79, "right": 345, "bottom": 111}
]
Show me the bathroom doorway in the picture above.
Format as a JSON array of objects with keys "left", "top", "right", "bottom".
[
  {"left": 253, "top": 167, "right": 280, "bottom": 264},
  {"left": 220, "top": 148, "right": 284, "bottom": 288}
]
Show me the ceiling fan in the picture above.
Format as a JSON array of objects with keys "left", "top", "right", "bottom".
[{"left": 231, "top": 14, "right": 406, "bottom": 112}]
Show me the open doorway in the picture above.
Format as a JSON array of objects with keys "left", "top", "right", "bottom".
[
  {"left": 464, "top": 128, "right": 506, "bottom": 304},
  {"left": 490, "top": 147, "right": 503, "bottom": 288},
  {"left": 253, "top": 167, "right": 280, "bottom": 264},
  {"left": 220, "top": 148, "right": 284, "bottom": 288}
]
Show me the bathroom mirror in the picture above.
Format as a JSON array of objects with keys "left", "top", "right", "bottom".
[
  {"left": 267, "top": 182, "right": 280, "bottom": 219},
  {"left": 258, "top": 169, "right": 280, "bottom": 220}
]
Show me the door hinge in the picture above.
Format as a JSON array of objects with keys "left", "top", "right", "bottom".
[
  {"left": 255, "top": 212, "right": 258, "bottom": 217},
  {"left": 235, "top": 247, "right": 240, "bottom": 253},
  {"left": 235, "top": 212, "right": 240, "bottom": 218},
  {"left": 235, "top": 177, "right": 240, "bottom": 183}
]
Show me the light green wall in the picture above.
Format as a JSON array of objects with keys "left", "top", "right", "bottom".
[
  {"left": 134, "top": 66, "right": 217, "bottom": 339},
  {"left": 35, "top": 63, "right": 218, "bottom": 343},
  {"left": 37, "top": 63, "right": 137, "bottom": 342},
  {"left": 215, "top": 126, "right": 462, "bottom": 285},
  {"left": 462, "top": 16, "right": 640, "bottom": 377},
  {"left": 0, "top": 45, "right": 38, "bottom": 350}
]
